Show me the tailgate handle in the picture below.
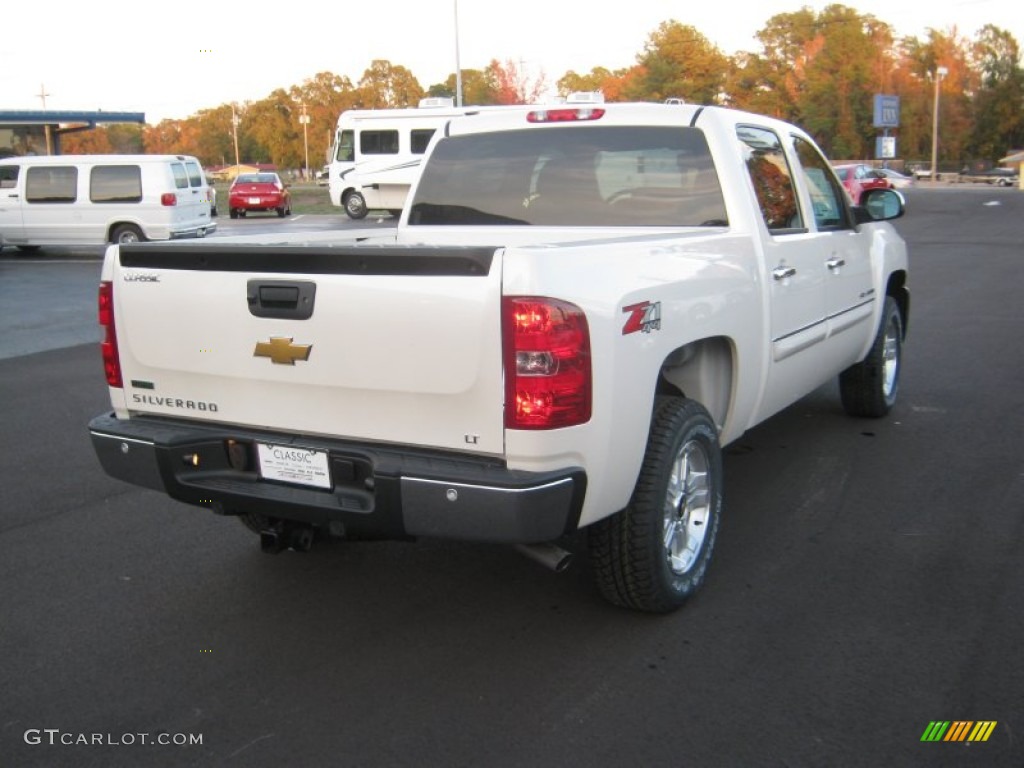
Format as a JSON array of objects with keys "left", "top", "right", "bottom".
[{"left": 247, "top": 280, "right": 316, "bottom": 320}]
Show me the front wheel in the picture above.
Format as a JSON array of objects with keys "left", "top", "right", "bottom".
[
  {"left": 589, "top": 397, "right": 723, "bottom": 613},
  {"left": 111, "top": 224, "right": 144, "bottom": 244},
  {"left": 344, "top": 191, "right": 368, "bottom": 220},
  {"left": 839, "top": 296, "right": 903, "bottom": 417}
]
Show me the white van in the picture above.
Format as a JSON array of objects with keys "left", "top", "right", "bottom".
[
  {"left": 0, "top": 154, "right": 216, "bottom": 251},
  {"left": 328, "top": 99, "right": 499, "bottom": 219}
]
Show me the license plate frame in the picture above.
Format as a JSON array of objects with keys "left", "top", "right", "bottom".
[{"left": 256, "top": 443, "right": 331, "bottom": 489}]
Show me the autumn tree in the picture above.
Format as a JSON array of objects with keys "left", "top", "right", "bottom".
[
  {"left": 290, "top": 72, "right": 359, "bottom": 166},
  {"left": 484, "top": 59, "right": 547, "bottom": 104},
  {"left": 624, "top": 21, "right": 728, "bottom": 104},
  {"left": 969, "top": 25, "right": 1024, "bottom": 162},
  {"left": 244, "top": 90, "right": 303, "bottom": 168},
  {"left": 61, "top": 129, "right": 114, "bottom": 154},
  {"left": 556, "top": 67, "right": 637, "bottom": 101},
  {"left": 356, "top": 60, "right": 424, "bottom": 108},
  {"left": 899, "top": 28, "right": 976, "bottom": 166}
]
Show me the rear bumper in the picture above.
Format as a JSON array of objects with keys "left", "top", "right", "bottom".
[
  {"left": 89, "top": 413, "right": 585, "bottom": 543},
  {"left": 169, "top": 221, "right": 216, "bottom": 239}
]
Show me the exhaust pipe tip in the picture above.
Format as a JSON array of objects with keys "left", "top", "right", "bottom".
[{"left": 514, "top": 542, "right": 573, "bottom": 573}]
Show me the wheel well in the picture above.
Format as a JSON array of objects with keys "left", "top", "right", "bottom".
[
  {"left": 656, "top": 337, "right": 734, "bottom": 432},
  {"left": 886, "top": 270, "right": 909, "bottom": 337},
  {"left": 108, "top": 222, "right": 140, "bottom": 240}
]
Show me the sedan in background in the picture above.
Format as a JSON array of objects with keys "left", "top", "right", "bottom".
[
  {"left": 228, "top": 173, "right": 292, "bottom": 218},
  {"left": 833, "top": 164, "right": 892, "bottom": 204},
  {"left": 877, "top": 168, "right": 915, "bottom": 189}
]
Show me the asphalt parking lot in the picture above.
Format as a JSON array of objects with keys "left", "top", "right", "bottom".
[{"left": 1, "top": 187, "right": 1022, "bottom": 767}]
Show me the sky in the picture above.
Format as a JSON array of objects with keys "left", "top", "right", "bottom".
[{"left": 2, "top": 0, "right": 1021, "bottom": 124}]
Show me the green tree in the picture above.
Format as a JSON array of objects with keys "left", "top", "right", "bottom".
[
  {"left": 625, "top": 21, "right": 728, "bottom": 104},
  {"left": 428, "top": 68, "right": 500, "bottom": 105}
]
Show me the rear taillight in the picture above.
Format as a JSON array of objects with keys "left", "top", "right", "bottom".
[
  {"left": 99, "top": 281, "right": 122, "bottom": 388},
  {"left": 527, "top": 108, "right": 605, "bottom": 123},
  {"left": 161, "top": 192, "right": 177, "bottom": 206},
  {"left": 503, "top": 297, "right": 591, "bottom": 430}
]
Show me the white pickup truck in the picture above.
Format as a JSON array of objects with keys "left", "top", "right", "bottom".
[{"left": 89, "top": 103, "right": 909, "bottom": 613}]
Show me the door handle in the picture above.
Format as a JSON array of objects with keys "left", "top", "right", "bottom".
[
  {"left": 772, "top": 266, "right": 797, "bottom": 281},
  {"left": 247, "top": 279, "right": 317, "bottom": 319},
  {"left": 826, "top": 257, "right": 846, "bottom": 271}
]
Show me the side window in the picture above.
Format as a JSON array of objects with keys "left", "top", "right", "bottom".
[
  {"left": 793, "top": 138, "right": 850, "bottom": 230},
  {"left": 171, "top": 163, "right": 189, "bottom": 189},
  {"left": 26, "top": 166, "right": 77, "bottom": 203},
  {"left": 736, "top": 125, "right": 802, "bottom": 232},
  {"left": 336, "top": 130, "right": 354, "bottom": 162},
  {"left": 0, "top": 165, "right": 18, "bottom": 189},
  {"left": 185, "top": 160, "right": 204, "bottom": 188},
  {"left": 411, "top": 129, "right": 435, "bottom": 155},
  {"left": 90, "top": 165, "right": 143, "bottom": 203},
  {"left": 360, "top": 130, "right": 399, "bottom": 155}
]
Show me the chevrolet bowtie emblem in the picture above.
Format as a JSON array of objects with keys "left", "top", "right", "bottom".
[{"left": 253, "top": 337, "right": 312, "bottom": 365}]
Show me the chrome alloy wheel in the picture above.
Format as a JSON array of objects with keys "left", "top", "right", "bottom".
[
  {"left": 882, "top": 315, "right": 901, "bottom": 399},
  {"left": 663, "top": 439, "right": 712, "bottom": 575}
]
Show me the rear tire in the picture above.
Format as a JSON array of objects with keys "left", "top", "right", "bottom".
[
  {"left": 229, "top": 208, "right": 238, "bottom": 219},
  {"left": 589, "top": 397, "right": 723, "bottom": 613},
  {"left": 840, "top": 296, "right": 903, "bottom": 417},
  {"left": 111, "top": 224, "right": 144, "bottom": 244},
  {"left": 276, "top": 207, "right": 286, "bottom": 217}
]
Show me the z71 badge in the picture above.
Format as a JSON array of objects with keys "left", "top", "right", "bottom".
[{"left": 622, "top": 301, "right": 662, "bottom": 335}]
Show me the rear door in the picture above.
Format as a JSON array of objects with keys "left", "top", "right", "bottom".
[
  {"left": 0, "top": 164, "right": 25, "bottom": 241},
  {"left": 180, "top": 159, "right": 214, "bottom": 229},
  {"left": 792, "top": 138, "right": 875, "bottom": 362}
]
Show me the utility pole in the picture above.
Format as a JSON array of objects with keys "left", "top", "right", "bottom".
[
  {"left": 299, "top": 103, "right": 310, "bottom": 180},
  {"left": 929, "top": 66, "right": 948, "bottom": 183},
  {"left": 231, "top": 106, "right": 241, "bottom": 170},
  {"left": 37, "top": 84, "right": 53, "bottom": 154}
]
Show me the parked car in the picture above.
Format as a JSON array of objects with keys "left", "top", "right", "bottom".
[
  {"left": 877, "top": 168, "right": 915, "bottom": 189},
  {"left": 833, "top": 164, "right": 892, "bottom": 204},
  {"left": 968, "top": 168, "right": 1019, "bottom": 187},
  {"left": 316, "top": 166, "right": 329, "bottom": 186},
  {"left": 228, "top": 172, "right": 292, "bottom": 218}
]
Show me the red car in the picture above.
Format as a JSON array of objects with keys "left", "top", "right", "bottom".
[
  {"left": 228, "top": 172, "right": 292, "bottom": 218},
  {"left": 833, "top": 164, "right": 891, "bottom": 205}
]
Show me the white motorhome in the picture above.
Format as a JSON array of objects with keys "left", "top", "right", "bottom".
[
  {"left": 0, "top": 154, "right": 215, "bottom": 250},
  {"left": 328, "top": 98, "right": 491, "bottom": 219}
]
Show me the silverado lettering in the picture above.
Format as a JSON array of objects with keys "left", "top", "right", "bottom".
[
  {"left": 90, "top": 101, "right": 909, "bottom": 613},
  {"left": 130, "top": 394, "right": 219, "bottom": 412}
]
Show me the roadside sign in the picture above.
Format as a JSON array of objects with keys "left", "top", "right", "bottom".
[{"left": 873, "top": 95, "right": 900, "bottom": 128}]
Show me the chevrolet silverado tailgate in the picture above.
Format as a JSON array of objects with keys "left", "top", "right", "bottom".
[{"left": 109, "top": 243, "right": 505, "bottom": 455}]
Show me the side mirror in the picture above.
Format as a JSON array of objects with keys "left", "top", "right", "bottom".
[{"left": 854, "top": 188, "right": 905, "bottom": 223}]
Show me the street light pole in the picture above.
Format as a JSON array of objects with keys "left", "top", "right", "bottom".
[
  {"left": 454, "top": 0, "right": 463, "bottom": 107},
  {"left": 930, "top": 66, "right": 948, "bottom": 182}
]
